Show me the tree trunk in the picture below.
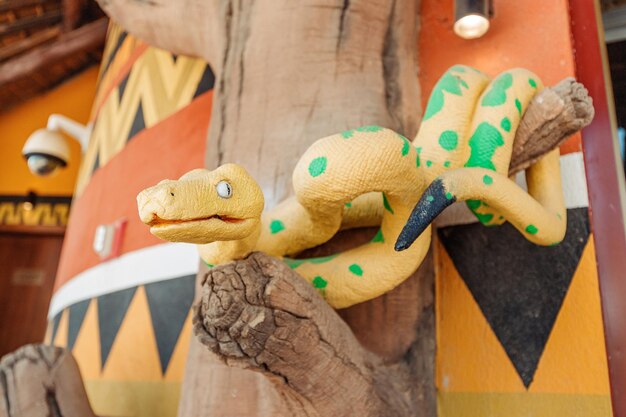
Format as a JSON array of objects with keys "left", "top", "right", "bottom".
[
  {"left": 95, "top": 1, "right": 593, "bottom": 416},
  {"left": 180, "top": 1, "right": 427, "bottom": 415},
  {"left": 0, "top": 344, "right": 97, "bottom": 417}
]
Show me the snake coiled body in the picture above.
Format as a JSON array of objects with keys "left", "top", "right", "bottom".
[{"left": 137, "top": 65, "right": 566, "bottom": 309}]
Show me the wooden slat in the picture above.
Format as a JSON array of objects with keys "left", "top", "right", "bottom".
[
  {"left": 0, "top": 0, "right": 52, "bottom": 13},
  {"left": 0, "top": 8, "right": 62, "bottom": 36},
  {"left": 0, "top": 25, "right": 60, "bottom": 61},
  {"left": 0, "top": 17, "right": 107, "bottom": 86},
  {"left": 570, "top": 1, "right": 626, "bottom": 416}
]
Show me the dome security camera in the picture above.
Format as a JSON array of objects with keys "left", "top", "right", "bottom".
[{"left": 22, "top": 129, "right": 70, "bottom": 176}]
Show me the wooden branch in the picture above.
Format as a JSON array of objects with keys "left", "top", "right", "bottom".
[
  {"left": 0, "top": 18, "right": 107, "bottom": 86},
  {"left": 95, "top": 0, "right": 221, "bottom": 70},
  {"left": 0, "top": 26, "right": 61, "bottom": 62},
  {"left": 194, "top": 253, "right": 416, "bottom": 417},
  {"left": 0, "top": 344, "right": 97, "bottom": 417},
  {"left": 510, "top": 77, "right": 594, "bottom": 174},
  {"left": 0, "top": 9, "right": 63, "bottom": 36}
]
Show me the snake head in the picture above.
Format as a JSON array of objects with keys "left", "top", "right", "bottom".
[{"left": 137, "top": 164, "right": 264, "bottom": 244}]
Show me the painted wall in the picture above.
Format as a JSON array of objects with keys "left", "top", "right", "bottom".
[
  {"left": 0, "top": 67, "right": 98, "bottom": 227},
  {"left": 420, "top": 0, "right": 612, "bottom": 415},
  {"left": 46, "top": 24, "right": 214, "bottom": 417}
]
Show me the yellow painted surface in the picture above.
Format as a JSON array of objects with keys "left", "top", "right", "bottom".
[
  {"left": 85, "top": 380, "right": 182, "bottom": 417},
  {"left": 436, "top": 238, "right": 612, "bottom": 413},
  {"left": 436, "top": 246, "right": 527, "bottom": 392},
  {"left": 0, "top": 67, "right": 98, "bottom": 196},
  {"left": 101, "top": 286, "right": 162, "bottom": 381},
  {"left": 71, "top": 299, "right": 102, "bottom": 380},
  {"left": 530, "top": 238, "right": 611, "bottom": 395},
  {"left": 439, "top": 392, "right": 612, "bottom": 417},
  {"left": 164, "top": 312, "right": 192, "bottom": 382},
  {"left": 52, "top": 309, "right": 68, "bottom": 347}
]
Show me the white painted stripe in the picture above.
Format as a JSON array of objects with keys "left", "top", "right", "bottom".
[
  {"left": 48, "top": 243, "right": 199, "bottom": 319},
  {"left": 436, "top": 152, "right": 589, "bottom": 227}
]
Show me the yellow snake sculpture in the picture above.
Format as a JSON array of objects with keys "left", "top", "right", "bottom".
[{"left": 137, "top": 65, "right": 566, "bottom": 309}]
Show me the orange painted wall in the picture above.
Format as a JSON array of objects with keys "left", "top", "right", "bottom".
[
  {"left": 0, "top": 67, "right": 99, "bottom": 197},
  {"left": 419, "top": 0, "right": 581, "bottom": 154},
  {"left": 419, "top": 0, "right": 612, "bottom": 415}
]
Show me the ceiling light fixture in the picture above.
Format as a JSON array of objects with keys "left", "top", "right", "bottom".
[{"left": 454, "top": 0, "right": 492, "bottom": 40}]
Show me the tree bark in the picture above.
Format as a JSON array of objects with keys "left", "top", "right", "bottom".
[{"left": 0, "top": 344, "right": 97, "bottom": 417}]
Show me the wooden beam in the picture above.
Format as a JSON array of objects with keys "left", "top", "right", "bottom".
[
  {"left": 63, "top": 0, "right": 85, "bottom": 30},
  {"left": 0, "top": 0, "right": 49, "bottom": 13},
  {"left": 0, "top": 9, "right": 63, "bottom": 36},
  {"left": 0, "top": 17, "right": 107, "bottom": 86},
  {"left": 0, "top": 25, "right": 61, "bottom": 62}
]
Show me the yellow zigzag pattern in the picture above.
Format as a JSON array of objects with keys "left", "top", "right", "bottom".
[
  {"left": 0, "top": 202, "right": 69, "bottom": 226},
  {"left": 77, "top": 48, "right": 209, "bottom": 194}
]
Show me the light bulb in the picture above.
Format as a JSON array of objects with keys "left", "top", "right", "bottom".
[{"left": 454, "top": 13, "right": 490, "bottom": 39}]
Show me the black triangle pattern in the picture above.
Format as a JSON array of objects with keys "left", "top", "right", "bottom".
[
  {"left": 118, "top": 73, "right": 130, "bottom": 103},
  {"left": 438, "top": 207, "right": 590, "bottom": 388},
  {"left": 90, "top": 151, "right": 100, "bottom": 177},
  {"left": 97, "top": 287, "right": 137, "bottom": 369},
  {"left": 145, "top": 275, "right": 196, "bottom": 374},
  {"left": 193, "top": 65, "right": 216, "bottom": 98},
  {"left": 49, "top": 313, "right": 62, "bottom": 345},
  {"left": 67, "top": 299, "right": 91, "bottom": 351},
  {"left": 101, "top": 31, "right": 128, "bottom": 77},
  {"left": 126, "top": 101, "right": 146, "bottom": 142}
]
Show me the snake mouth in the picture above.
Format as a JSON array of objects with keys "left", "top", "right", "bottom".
[{"left": 147, "top": 214, "right": 245, "bottom": 227}]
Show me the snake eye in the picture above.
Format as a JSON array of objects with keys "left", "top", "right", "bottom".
[{"left": 216, "top": 181, "right": 232, "bottom": 199}]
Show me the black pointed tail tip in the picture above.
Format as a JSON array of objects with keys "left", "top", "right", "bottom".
[{"left": 394, "top": 178, "right": 456, "bottom": 252}]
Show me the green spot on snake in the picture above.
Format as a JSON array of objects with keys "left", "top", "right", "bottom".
[
  {"left": 309, "top": 254, "right": 339, "bottom": 264},
  {"left": 426, "top": 160, "right": 433, "bottom": 167},
  {"left": 515, "top": 98, "right": 522, "bottom": 115},
  {"left": 416, "top": 147, "right": 422, "bottom": 167},
  {"left": 283, "top": 258, "right": 307, "bottom": 269},
  {"left": 466, "top": 200, "right": 482, "bottom": 210},
  {"left": 528, "top": 78, "right": 537, "bottom": 88},
  {"left": 438, "top": 130, "right": 458, "bottom": 151},
  {"left": 444, "top": 161, "right": 451, "bottom": 168},
  {"left": 312, "top": 276, "right": 327, "bottom": 289},
  {"left": 445, "top": 192, "right": 454, "bottom": 200},
  {"left": 475, "top": 212, "right": 494, "bottom": 224},
  {"left": 308, "top": 156, "right": 327, "bottom": 177},
  {"left": 423, "top": 71, "right": 470, "bottom": 120},
  {"left": 500, "top": 117, "right": 511, "bottom": 132},
  {"left": 345, "top": 202, "right": 352, "bottom": 208},
  {"left": 481, "top": 73, "right": 513, "bottom": 107},
  {"left": 270, "top": 220, "right": 285, "bottom": 234},
  {"left": 356, "top": 125, "right": 383, "bottom": 133},
  {"left": 426, "top": 195, "right": 434, "bottom": 202},
  {"left": 204, "top": 261, "right": 214, "bottom": 268},
  {"left": 341, "top": 130, "right": 354, "bottom": 139},
  {"left": 399, "top": 134, "right": 411, "bottom": 156},
  {"left": 372, "top": 229, "right": 384, "bottom": 243},
  {"left": 483, "top": 174, "right": 493, "bottom": 185},
  {"left": 465, "top": 122, "right": 504, "bottom": 171},
  {"left": 382, "top": 193, "right": 394, "bottom": 214},
  {"left": 525, "top": 224, "right": 538, "bottom": 234},
  {"left": 349, "top": 264, "right": 363, "bottom": 277}
]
